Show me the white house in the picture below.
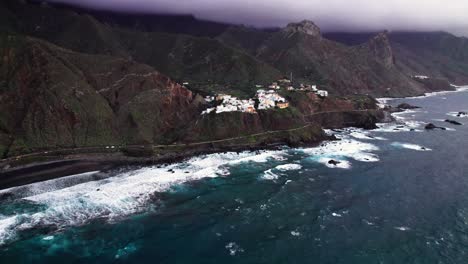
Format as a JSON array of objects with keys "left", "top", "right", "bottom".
[
  {"left": 317, "top": 90, "right": 328, "bottom": 97},
  {"left": 257, "top": 89, "right": 288, "bottom": 110},
  {"left": 414, "top": 75, "right": 429, "bottom": 80}
]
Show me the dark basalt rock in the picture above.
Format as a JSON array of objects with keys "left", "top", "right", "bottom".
[
  {"left": 397, "top": 103, "right": 420, "bottom": 110},
  {"left": 383, "top": 105, "right": 401, "bottom": 113},
  {"left": 425, "top": 123, "right": 446, "bottom": 130},
  {"left": 445, "top": 119, "right": 462, "bottom": 125},
  {"left": 328, "top": 160, "right": 341, "bottom": 166}
]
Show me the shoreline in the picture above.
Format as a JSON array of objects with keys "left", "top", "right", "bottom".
[
  {"left": 0, "top": 139, "right": 332, "bottom": 190},
  {"left": 377, "top": 85, "right": 468, "bottom": 104},
  {"left": 2, "top": 85, "right": 464, "bottom": 189}
]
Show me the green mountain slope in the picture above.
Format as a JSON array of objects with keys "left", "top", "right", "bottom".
[
  {"left": 0, "top": 34, "right": 204, "bottom": 157},
  {"left": 1, "top": 0, "right": 281, "bottom": 96},
  {"left": 324, "top": 31, "right": 468, "bottom": 86},
  {"left": 220, "top": 22, "right": 426, "bottom": 96}
]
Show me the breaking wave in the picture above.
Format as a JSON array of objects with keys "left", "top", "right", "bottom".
[
  {"left": 299, "top": 137, "right": 380, "bottom": 169},
  {"left": 447, "top": 111, "right": 468, "bottom": 118},
  {"left": 261, "top": 163, "right": 302, "bottom": 180},
  {"left": 391, "top": 142, "right": 432, "bottom": 151},
  {"left": 0, "top": 150, "right": 287, "bottom": 245},
  {"left": 275, "top": 164, "right": 302, "bottom": 171}
]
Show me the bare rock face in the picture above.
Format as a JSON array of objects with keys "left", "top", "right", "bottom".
[
  {"left": 283, "top": 20, "right": 321, "bottom": 39},
  {"left": 368, "top": 31, "right": 395, "bottom": 68}
]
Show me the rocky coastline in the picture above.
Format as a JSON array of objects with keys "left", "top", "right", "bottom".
[{"left": 0, "top": 107, "right": 385, "bottom": 189}]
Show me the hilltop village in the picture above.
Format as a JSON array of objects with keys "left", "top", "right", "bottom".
[{"left": 200, "top": 78, "right": 329, "bottom": 115}]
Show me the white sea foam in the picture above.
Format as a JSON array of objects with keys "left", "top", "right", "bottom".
[
  {"left": 275, "top": 164, "right": 302, "bottom": 171},
  {"left": 0, "top": 150, "right": 286, "bottom": 245},
  {"left": 349, "top": 131, "right": 387, "bottom": 141},
  {"left": 225, "top": 242, "right": 244, "bottom": 256},
  {"left": 261, "top": 163, "right": 302, "bottom": 180},
  {"left": 392, "top": 109, "right": 421, "bottom": 120},
  {"left": 394, "top": 226, "right": 411, "bottom": 231},
  {"left": 0, "top": 216, "right": 18, "bottom": 245},
  {"left": 262, "top": 169, "right": 280, "bottom": 180},
  {"left": 300, "top": 138, "right": 380, "bottom": 169},
  {"left": 290, "top": 231, "right": 301, "bottom": 236},
  {"left": 375, "top": 120, "right": 424, "bottom": 133},
  {"left": 391, "top": 142, "right": 432, "bottom": 151},
  {"left": 447, "top": 111, "right": 468, "bottom": 118},
  {"left": 373, "top": 108, "right": 425, "bottom": 133},
  {"left": 328, "top": 127, "right": 387, "bottom": 140},
  {"left": 0, "top": 171, "right": 101, "bottom": 199}
]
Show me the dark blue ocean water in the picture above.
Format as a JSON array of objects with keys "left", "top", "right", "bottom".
[{"left": 1, "top": 88, "right": 468, "bottom": 263}]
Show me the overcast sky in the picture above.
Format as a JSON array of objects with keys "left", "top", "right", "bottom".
[{"left": 48, "top": 0, "right": 468, "bottom": 36}]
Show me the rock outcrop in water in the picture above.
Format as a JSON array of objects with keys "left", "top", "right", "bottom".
[
  {"left": 425, "top": 123, "right": 446, "bottom": 130},
  {"left": 397, "top": 103, "right": 420, "bottom": 110},
  {"left": 328, "top": 160, "right": 341, "bottom": 166},
  {"left": 445, "top": 120, "right": 462, "bottom": 125}
]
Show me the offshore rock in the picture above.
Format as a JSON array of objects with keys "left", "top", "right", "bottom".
[
  {"left": 445, "top": 119, "right": 462, "bottom": 125},
  {"left": 397, "top": 103, "right": 420, "bottom": 110},
  {"left": 425, "top": 123, "right": 446, "bottom": 130}
]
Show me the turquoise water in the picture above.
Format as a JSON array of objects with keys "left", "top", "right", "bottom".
[{"left": 1, "top": 88, "right": 468, "bottom": 263}]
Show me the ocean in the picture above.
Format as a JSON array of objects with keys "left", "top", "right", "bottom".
[{"left": 1, "top": 87, "right": 468, "bottom": 263}]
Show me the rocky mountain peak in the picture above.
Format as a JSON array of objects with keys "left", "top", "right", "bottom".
[
  {"left": 283, "top": 20, "right": 321, "bottom": 38},
  {"left": 368, "top": 31, "right": 394, "bottom": 68}
]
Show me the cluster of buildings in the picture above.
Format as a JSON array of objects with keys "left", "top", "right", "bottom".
[
  {"left": 202, "top": 94, "right": 256, "bottom": 115},
  {"left": 200, "top": 77, "right": 329, "bottom": 115},
  {"left": 256, "top": 89, "right": 289, "bottom": 110},
  {"left": 267, "top": 80, "right": 329, "bottom": 97},
  {"left": 201, "top": 90, "right": 289, "bottom": 115}
]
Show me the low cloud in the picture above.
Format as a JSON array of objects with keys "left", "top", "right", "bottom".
[{"left": 47, "top": 0, "right": 468, "bottom": 36}]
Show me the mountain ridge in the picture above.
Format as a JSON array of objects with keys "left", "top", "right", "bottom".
[{"left": 0, "top": 0, "right": 466, "bottom": 161}]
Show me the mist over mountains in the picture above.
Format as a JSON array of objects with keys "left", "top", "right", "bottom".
[{"left": 42, "top": 0, "right": 468, "bottom": 37}]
